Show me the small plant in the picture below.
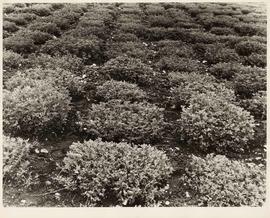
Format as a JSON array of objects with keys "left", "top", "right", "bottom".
[
  {"left": 3, "top": 135, "right": 39, "bottom": 189},
  {"left": 183, "top": 154, "right": 266, "bottom": 206},
  {"left": 235, "top": 40, "right": 266, "bottom": 56},
  {"left": 169, "top": 72, "right": 235, "bottom": 108},
  {"left": 178, "top": 92, "right": 255, "bottom": 154},
  {"left": 80, "top": 100, "right": 166, "bottom": 144},
  {"left": 3, "top": 21, "right": 19, "bottom": 33},
  {"left": 209, "top": 62, "right": 243, "bottom": 80},
  {"left": 96, "top": 80, "right": 147, "bottom": 102},
  {"left": 55, "top": 139, "right": 173, "bottom": 206},
  {"left": 233, "top": 66, "right": 266, "bottom": 98},
  {"left": 239, "top": 91, "right": 266, "bottom": 120},
  {"left": 102, "top": 55, "right": 156, "bottom": 86},
  {"left": 3, "top": 79, "right": 71, "bottom": 137},
  {"left": 203, "top": 44, "right": 240, "bottom": 64},
  {"left": 243, "top": 53, "right": 266, "bottom": 68}
]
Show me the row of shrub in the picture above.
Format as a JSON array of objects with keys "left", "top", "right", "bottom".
[{"left": 3, "top": 136, "right": 265, "bottom": 206}]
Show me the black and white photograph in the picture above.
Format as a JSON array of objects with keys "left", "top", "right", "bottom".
[{"left": 1, "top": 0, "right": 268, "bottom": 212}]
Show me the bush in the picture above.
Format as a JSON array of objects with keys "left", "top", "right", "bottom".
[
  {"left": 119, "top": 23, "right": 147, "bottom": 38},
  {"left": 3, "top": 21, "right": 19, "bottom": 33},
  {"left": 3, "top": 136, "right": 39, "bottom": 189},
  {"left": 183, "top": 154, "right": 266, "bottom": 206},
  {"left": 5, "top": 68, "right": 85, "bottom": 97},
  {"left": 104, "top": 41, "right": 153, "bottom": 60},
  {"left": 148, "top": 15, "right": 174, "bottom": 28},
  {"left": 156, "top": 40, "right": 194, "bottom": 58},
  {"left": 4, "top": 14, "right": 28, "bottom": 26},
  {"left": 3, "top": 50, "right": 26, "bottom": 77},
  {"left": 203, "top": 44, "right": 240, "bottom": 64},
  {"left": 26, "top": 54, "right": 84, "bottom": 75},
  {"left": 3, "top": 35, "right": 36, "bottom": 54},
  {"left": 209, "top": 27, "right": 235, "bottom": 35},
  {"left": 55, "top": 139, "right": 173, "bottom": 206},
  {"left": 243, "top": 53, "right": 266, "bottom": 68},
  {"left": 28, "top": 22, "right": 61, "bottom": 36},
  {"left": 169, "top": 72, "right": 235, "bottom": 108},
  {"left": 41, "top": 36, "right": 104, "bottom": 64},
  {"left": 96, "top": 80, "right": 147, "bottom": 102},
  {"left": 234, "top": 23, "right": 265, "bottom": 36},
  {"left": 111, "top": 32, "right": 139, "bottom": 42},
  {"left": 3, "top": 79, "right": 71, "bottom": 137},
  {"left": 178, "top": 92, "right": 255, "bottom": 154},
  {"left": 233, "top": 66, "right": 266, "bottom": 98},
  {"left": 155, "top": 56, "right": 204, "bottom": 72},
  {"left": 30, "top": 4, "right": 52, "bottom": 16},
  {"left": 19, "top": 30, "right": 53, "bottom": 45},
  {"left": 80, "top": 100, "right": 166, "bottom": 144},
  {"left": 239, "top": 91, "right": 266, "bottom": 120},
  {"left": 235, "top": 40, "right": 266, "bottom": 56},
  {"left": 102, "top": 55, "right": 156, "bottom": 86},
  {"left": 209, "top": 62, "right": 243, "bottom": 80}
]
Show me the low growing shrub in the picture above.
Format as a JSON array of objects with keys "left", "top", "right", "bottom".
[
  {"left": 3, "top": 80, "right": 71, "bottom": 137},
  {"left": 243, "top": 53, "right": 266, "bottom": 68},
  {"left": 183, "top": 154, "right": 266, "bottom": 206},
  {"left": 235, "top": 40, "right": 266, "bottom": 56},
  {"left": 233, "top": 66, "right": 266, "bottom": 98},
  {"left": 80, "top": 100, "right": 166, "bottom": 144},
  {"left": 3, "top": 136, "right": 39, "bottom": 189},
  {"left": 102, "top": 55, "right": 156, "bottom": 86},
  {"left": 239, "top": 91, "right": 266, "bottom": 120},
  {"left": 178, "top": 92, "right": 255, "bottom": 154},
  {"left": 169, "top": 72, "right": 235, "bottom": 108},
  {"left": 96, "top": 80, "right": 147, "bottom": 102},
  {"left": 55, "top": 139, "right": 173, "bottom": 206}
]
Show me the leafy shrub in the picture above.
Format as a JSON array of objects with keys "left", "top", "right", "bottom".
[
  {"left": 3, "top": 79, "right": 71, "bottom": 137},
  {"left": 19, "top": 29, "right": 53, "bottom": 45},
  {"left": 80, "top": 100, "right": 166, "bottom": 144},
  {"left": 102, "top": 55, "right": 156, "bottom": 86},
  {"left": 243, "top": 53, "right": 266, "bottom": 68},
  {"left": 148, "top": 15, "right": 174, "bottom": 28},
  {"left": 4, "top": 14, "right": 28, "bottom": 26},
  {"left": 3, "top": 136, "right": 39, "bottom": 189},
  {"left": 169, "top": 72, "right": 235, "bottom": 108},
  {"left": 55, "top": 139, "right": 173, "bottom": 206},
  {"left": 104, "top": 41, "right": 153, "bottom": 60},
  {"left": 43, "top": 7, "right": 81, "bottom": 30},
  {"left": 178, "top": 92, "right": 255, "bottom": 153},
  {"left": 209, "top": 27, "right": 235, "bottom": 35},
  {"left": 3, "top": 49, "right": 26, "bottom": 76},
  {"left": 239, "top": 91, "right": 266, "bottom": 120},
  {"left": 233, "top": 66, "right": 266, "bottom": 98},
  {"left": 234, "top": 23, "right": 266, "bottom": 36},
  {"left": 5, "top": 68, "right": 84, "bottom": 97},
  {"left": 145, "top": 27, "right": 168, "bottom": 41},
  {"left": 156, "top": 40, "right": 194, "bottom": 58},
  {"left": 203, "top": 44, "right": 240, "bottom": 64},
  {"left": 3, "top": 35, "right": 37, "bottom": 54},
  {"left": 156, "top": 56, "right": 204, "bottom": 72},
  {"left": 30, "top": 4, "right": 52, "bottom": 16},
  {"left": 26, "top": 54, "right": 84, "bottom": 75},
  {"left": 119, "top": 23, "right": 147, "bottom": 38},
  {"left": 3, "top": 21, "right": 19, "bottom": 33},
  {"left": 183, "top": 154, "right": 266, "bottom": 206},
  {"left": 41, "top": 36, "right": 104, "bottom": 64},
  {"left": 235, "top": 40, "right": 266, "bottom": 56},
  {"left": 96, "top": 80, "right": 147, "bottom": 102},
  {"left": 3, "top": 5, "right": 15, "bottom": 14},
  {"left": 111, "top": 32, "right": 139, "bottom": 42},
  {"left": 28, "top": 22, "right": 61, "bottom": 36},
  {"left": 209, "top": 62, "right": 243, "bottom": 80}
]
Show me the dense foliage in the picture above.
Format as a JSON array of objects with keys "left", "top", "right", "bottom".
[
  {"left": 2, "top": 2, "right": 266, "bottom": 207},
  {"left": 183, "top": 154, "right": 266, "bottom": 206},
  {"left": 55, "top": 139, "right": 173, "bottom": 206}
]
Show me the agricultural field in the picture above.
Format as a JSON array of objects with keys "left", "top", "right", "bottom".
[{"left": 2, "top": 2, "right": 267, "bottom": 207}]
